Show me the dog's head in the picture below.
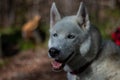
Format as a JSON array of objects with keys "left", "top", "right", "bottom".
[{"left": 48, "top": 2, "right": 90, "bottom": 71}]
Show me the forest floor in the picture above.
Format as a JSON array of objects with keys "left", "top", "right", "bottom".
[{"left": 0, "top": 47, "right": 66, "bottom": 80}]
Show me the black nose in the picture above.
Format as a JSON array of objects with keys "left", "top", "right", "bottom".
[{"left": 49, "top": 48, "right": 60, "bottom": 58}]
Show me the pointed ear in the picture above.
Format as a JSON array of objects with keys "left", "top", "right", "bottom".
[
  {"left": 76, "top": 2, "right": 90, "bottom": 30},
  {"left": 50, "top": 2, "right": 61, "bottom": 28}
]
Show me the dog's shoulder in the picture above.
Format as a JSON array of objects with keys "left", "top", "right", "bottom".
[
  {"left": 90, "top": 39, "right": 120, "bottom": 80},
  {"left": 101, "top": 40, "right": 120, "bottom": 55}
]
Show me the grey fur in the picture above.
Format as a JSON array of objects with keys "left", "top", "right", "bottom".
[{"left": 48, "top": 2, "right": 120, "bottom": 80}]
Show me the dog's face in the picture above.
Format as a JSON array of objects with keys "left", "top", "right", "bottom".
[{"left": 48, "top": 2, "right": 90, "bottom": 71}]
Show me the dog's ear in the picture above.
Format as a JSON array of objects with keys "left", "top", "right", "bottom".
[
  {"left": 76, "top": 2, "right": 90, "bottom": 30},
  {"left": 50, "top": 2, "right": 61, "bottom": 28}
]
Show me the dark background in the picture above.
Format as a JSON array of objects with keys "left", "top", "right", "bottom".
[{"left": 0, "top": 0, "right": 120, "bottom": 80}]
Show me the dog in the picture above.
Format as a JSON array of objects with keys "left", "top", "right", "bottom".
[
  {"left": 22, "top": 15, "right": 41, "bottom": 39},
  {"left": 48, "top": 2, "right": 120, "bottom": 80},
  {"left": 22, "top": 15, "right": 46, "bottom": 43}
]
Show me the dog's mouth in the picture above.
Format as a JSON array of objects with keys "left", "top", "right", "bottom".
[
  {"left": 51, "top": 60, "right": 64, "bottom": 72},
  {"left": 51, "top": 52, "right": 75, "bottom": 72}
]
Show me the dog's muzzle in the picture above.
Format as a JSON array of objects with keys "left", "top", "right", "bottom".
[{"left": 49, "top": 50, "right": 75, "bottom": 72}]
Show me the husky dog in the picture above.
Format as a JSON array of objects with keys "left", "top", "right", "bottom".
[{"left": 48, "top": 2, "right": 120, "bottom": 80}]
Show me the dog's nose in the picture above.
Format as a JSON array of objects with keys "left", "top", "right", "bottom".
[{"left": 49, "top": 48, "right": 60, "bottom": 58}]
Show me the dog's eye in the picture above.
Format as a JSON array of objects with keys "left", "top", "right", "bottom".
[
  {"left": 67, "top": 34, "right": 75, "bottom": 39},
  {"left": 53, "top": 33, "right": 58, "bottom": 37}
]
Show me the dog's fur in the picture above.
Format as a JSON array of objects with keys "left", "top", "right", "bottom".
[{"left": 48, "top": 2, "right": 120, "bottom": 80}]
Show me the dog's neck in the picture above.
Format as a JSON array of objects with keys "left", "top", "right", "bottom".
[
  {"left": 63, "top": 47, "right": 98, "bottom": 76},
  {"left": 64, "top": 27, "right": 102, "bottom": 75},
  {"left": 63, "top": 36, "right": 92, "bottom": 73},
  {"left": 64, "top": 50, "right": 88, "bottom": 72},
  {"left": 80, "top": 26, "right": 102, "bottom": 61}
]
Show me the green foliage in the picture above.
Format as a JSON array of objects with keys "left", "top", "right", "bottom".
[
  {"left": 0, "top": 26, "right": 21, "bottom": 35},
  {"left": 0, "top": 60, "right": 5, "bottom": 67},
  {"left": 19, "top": 40, "right": 35, "bottom": 51},
  {"left": 106, "top": 8, "right": 120, "bottom": 19},
  {"left": 0, "top": 59, "right": 9, "bottom": 68},
  {"left": 90, "top": 8, "right": 120, "bottom": 40},
  {"left": 96, "top": 22, "right": 111, "bottom": 39}
]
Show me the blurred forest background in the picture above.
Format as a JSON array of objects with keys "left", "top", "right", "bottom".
[{"left": 0, "top": 0, "right": 120, "bottom": 80}]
